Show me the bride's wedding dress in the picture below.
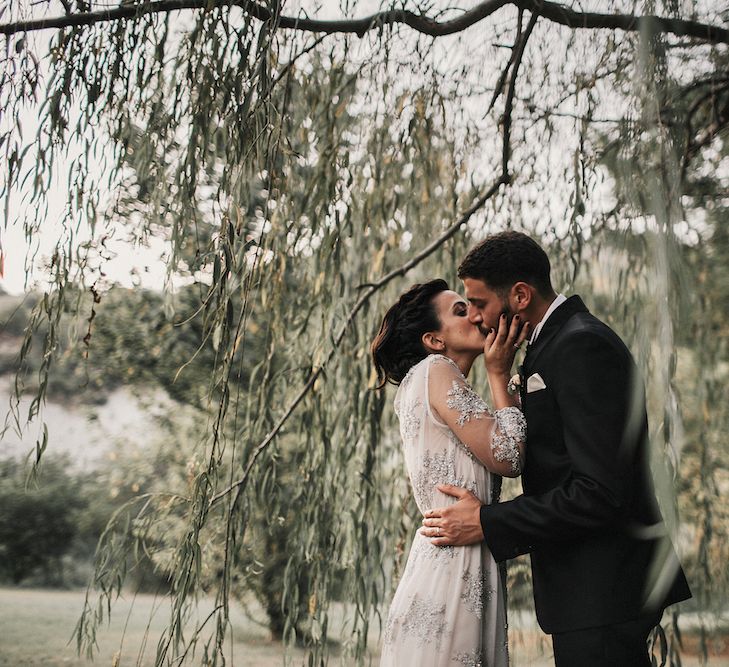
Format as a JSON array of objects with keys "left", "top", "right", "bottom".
[{"left": 380, "top": 354, "right": 525, "bottom": 667}]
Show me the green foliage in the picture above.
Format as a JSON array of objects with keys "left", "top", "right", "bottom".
[
  {"left": 3, "top": 283, "right": 265, "bottom": 408},
  {"left": 593, "top": 42, "right": 729, "bottom": 664},
  {"left": 0, "top": 451, "right": 174, "bottom": 590},
  {"left": 0, "top": 457, "right": 85, "bottom": 585},
  {"left": 2, "top": 1, "right": 729, "bottom": 665}
]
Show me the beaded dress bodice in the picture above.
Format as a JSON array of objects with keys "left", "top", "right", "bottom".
[{"left": 380, "top": 354, "right": 525, "bottom": 667}]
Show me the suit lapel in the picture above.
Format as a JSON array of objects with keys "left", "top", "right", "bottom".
[{"left": 524, "top": 295, "right": 588, "bottom": 372}]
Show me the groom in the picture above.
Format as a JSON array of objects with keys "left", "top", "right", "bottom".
[{"left": 421, "top": 232, "right": 691, "bottom": 666}]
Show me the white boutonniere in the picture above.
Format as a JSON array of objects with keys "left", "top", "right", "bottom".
[{"left": 507, "top": 373, "right": 521, "bottom": 396}]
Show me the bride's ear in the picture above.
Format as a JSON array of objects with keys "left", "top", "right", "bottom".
[{"left": 422, "top": 331, "right": 445, "bottom": 353}]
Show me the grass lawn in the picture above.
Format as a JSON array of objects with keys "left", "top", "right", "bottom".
[
  {"left": 0, "top": 587, "right": 313, "bottom": 666},
  {"left": 0, "top": 588, "right": 726, "bottom": 666}
]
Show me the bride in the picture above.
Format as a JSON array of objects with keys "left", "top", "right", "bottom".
[{"left": 371, "top": 279, "right": 529, "bottom": 667}]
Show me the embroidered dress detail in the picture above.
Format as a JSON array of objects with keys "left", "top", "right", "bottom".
[
  {"left": 411, "top": 535, "right": 456, "bottom": 565},
  {"left": 407, "top": 535, "right": 455, "bottom": 565},
  {"left": 382, "top": 354, "right": 512, "bottom": 667},
  {"left": 398, "top": 596, "right": 449, "bottom": 649},
  {"left": 446, "top": 381, "right": 489, "bottom": 426},
  {"left": 414, "top": 449, "right": 477, "bottom": 508},
  {"left": 460, "top": 568, "right": 496, "bottom": 619},
  {"left": 453, "top": 650, "right": 484, "bottom": 667},
  {"left": 491, "top": 406, "right": 526, "bottom": 474},
  {"left": 430, "top": 353, "right": 463, "bottom": 374},
  {"left": 400, "top": 398, "right": 422, "bottom": 440}
]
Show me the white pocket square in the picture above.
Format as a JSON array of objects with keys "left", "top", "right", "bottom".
[{"left": 526, "top": 373, "right": 547, "bottom": 393}]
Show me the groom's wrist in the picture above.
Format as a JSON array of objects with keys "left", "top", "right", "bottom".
[
  {"left": 475, "top": 503, "right": 486, "bottom": 541},
  {"left": 479, "top": 503, "right": 488, "bottom": 541}
]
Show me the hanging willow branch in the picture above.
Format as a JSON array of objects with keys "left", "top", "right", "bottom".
[
  {"left": 210, "top": 172, "right": 508, "bottom": 507},
  {"left": 3, "top": 0, "right": 725, "bottom": 658},
  {"left": 2, "top": 0, "right": 728, "bottom": 44},
  {"left": 210, "top": 9, "right": 539, "bottom": 509}
]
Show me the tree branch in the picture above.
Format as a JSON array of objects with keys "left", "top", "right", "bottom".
[
  {"left": 209, "top": 171, "right": 509, "bottom": 508},
  {"left": 501, "top": 9, "right": 537, "bottom": 178},
  {"left": 523, "top": 0, "right": 728, "bottom": 44},
  {"left": 487, "top": 8, "right": 524, "bottom": 114},
  {"left": 209, "top": 6, "right": 539, "bottom": 511},
  {"left": 2, "top": 0, "right": 728, "bottom": 45}
]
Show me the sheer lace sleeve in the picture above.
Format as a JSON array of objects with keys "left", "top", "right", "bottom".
[
  {"left": 491, "top": 407, "right": 526, "bottom": 475},
  {"left": 426, "top": 354, "right": 525, "bottom": 477}
]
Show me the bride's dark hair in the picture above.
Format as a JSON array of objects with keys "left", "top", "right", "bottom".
[{"left": 371, "top": 279, "right": 449, "bottom": 388}]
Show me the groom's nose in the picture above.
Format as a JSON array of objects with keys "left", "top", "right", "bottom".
[{"left": 467, "top": 305, "right": 482, "bottom": 324}]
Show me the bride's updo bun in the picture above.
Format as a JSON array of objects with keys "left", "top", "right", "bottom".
[{"left": 371, "top": 279, "right": 449, "bottom": 389}]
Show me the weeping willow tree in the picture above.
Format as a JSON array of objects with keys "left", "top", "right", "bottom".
[{"left": 2, "top": 0, "right": 728, "bottom": 664}]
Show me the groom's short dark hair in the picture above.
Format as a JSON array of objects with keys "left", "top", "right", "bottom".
[{"left": 458, "top": 231, "right": 553, "bottom": 297}]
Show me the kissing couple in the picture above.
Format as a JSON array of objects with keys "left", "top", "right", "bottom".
[{"left": 372, "top": 231, "right": 691, "bottom": 667}]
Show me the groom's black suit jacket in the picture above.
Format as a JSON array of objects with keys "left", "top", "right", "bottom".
[{"left": 481, "top": 296, "right": 691, "bottom": 634}]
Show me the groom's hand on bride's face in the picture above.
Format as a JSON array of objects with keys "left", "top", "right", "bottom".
[{"left": 419, "top": 484, "right": 484, "bottom": 547}]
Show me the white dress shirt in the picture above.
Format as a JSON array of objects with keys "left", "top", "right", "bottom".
[{"left": 529, "top": 293, "right": 567, "bottom": 345}]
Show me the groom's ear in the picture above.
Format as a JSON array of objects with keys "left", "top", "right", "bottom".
[
  {"left": 422, "top": 332, "right": 445, "bottom": 353},
  {"left": 511, "top": 282, "right": 532, "bottom": 311}
]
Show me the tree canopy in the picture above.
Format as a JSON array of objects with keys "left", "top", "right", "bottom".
[{"left": 2, "top": 0, "right": 728, "bottom": 664}]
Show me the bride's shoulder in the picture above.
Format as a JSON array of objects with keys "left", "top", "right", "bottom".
[
  {"left": 398, "top": 355, "right": 462, "bottom": 391},
  {"left": 400, "top": 356, "right": 429, "bottom": 384},
  {"left": 425, "top": 353, "right": 463, "bottom": 376}
]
